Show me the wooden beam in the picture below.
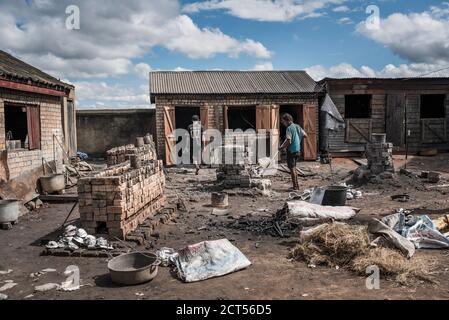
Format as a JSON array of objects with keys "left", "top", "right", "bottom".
[{"left": 0, "top": 79, "right": 67, "bottom": 97}]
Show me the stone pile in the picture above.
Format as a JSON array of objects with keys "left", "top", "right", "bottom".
[
  {"left": 106, "top": 135, "right": 157, "bottom": 166},
  {"left": 365, "top": 134, "right": 394, "bottom": 175},
  {"left": 77, "top": 159, "right": 166, "bottom": 239},
  {"left": 216, "top": 145, "right": 252, "bottom": 188}
]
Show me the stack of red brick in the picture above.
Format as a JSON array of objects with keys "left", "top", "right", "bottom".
[
  {"left": 78, "top": 160, "right": 166, "bottom": 239},
  {"left": 106, "top": 143, "right": 157, "bottom": 166}
]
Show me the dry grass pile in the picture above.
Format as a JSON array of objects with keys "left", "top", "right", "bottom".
[{"left": 289, "top": 222, "right": 432, "bottom": 284}]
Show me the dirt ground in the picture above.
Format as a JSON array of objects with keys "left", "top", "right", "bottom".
[{"left": 1, "top": 154, "right": 449, "bottom": 300}]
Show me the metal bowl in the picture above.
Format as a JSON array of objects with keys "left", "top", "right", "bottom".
[
  {"left": 108, "top": 252, "right": 160, "bottom": 285},
  {"left": 40, "top": 174, "right": 65, "bottom": 194},
  {"left": 0, "top": 200, "right": 20, "bottom": 223}
]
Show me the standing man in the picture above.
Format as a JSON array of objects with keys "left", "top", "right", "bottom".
[
  {"left": 279, "top": 113, "right": 307, "bottom": 190},
  {"left": 187, "top": 115, "right": 204, "bottom": 175}
]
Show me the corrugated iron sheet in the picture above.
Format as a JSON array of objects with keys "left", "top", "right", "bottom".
[
  {"left": 150, "top": 71, "right": 320, "bottom": 94},
  {"left": 0, "top": 50, "right": 72, "bottom": 89}
]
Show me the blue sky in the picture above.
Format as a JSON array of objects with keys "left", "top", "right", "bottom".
[{"left": 0, "top": 0, "right": 448, "bottom": 108}]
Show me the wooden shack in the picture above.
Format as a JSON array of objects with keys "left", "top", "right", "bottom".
[{"left": 321, "top": 78, "right": 449, "bottom": 154}]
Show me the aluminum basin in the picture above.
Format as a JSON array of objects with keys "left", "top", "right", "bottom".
[
  {"left": 0, "top": 200, "right": 20, "bottom": 223},
  {"left": 108, "top": 252, "right": 160, "bottom": 285},
  {"left": 40, "top": 174, "right": 65, "bottom": 194}
]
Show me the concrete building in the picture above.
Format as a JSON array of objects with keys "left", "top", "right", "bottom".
[
  {"left": 150, "top": 71, "right": 321, "bottom": 165},
  {"left": 77, "top": 108, "right": 156, "bottom": 158},
  {"left": 0, "top": 50, "right": 76, "bottom": 198},
  {"left": 321, "top": 78, "right": 449, "bottom": 155}
]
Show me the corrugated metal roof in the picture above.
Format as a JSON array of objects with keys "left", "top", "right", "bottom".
[
  {"left": 150, "top": 71, "right": 320, "bottom": 95},
  {"left": 0, "top": 50, "right": 73, "bottom": 90}
]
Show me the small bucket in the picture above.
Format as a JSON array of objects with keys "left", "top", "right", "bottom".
[{"left": 321, "top": 186, "right": 347, "bottom": 206}]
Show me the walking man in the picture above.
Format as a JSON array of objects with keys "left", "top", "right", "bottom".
[
  {"left": 279, "top": 113, "right": 307, "bottom": 190},
  {"left": 187, "top": 115, "right": 204, "bottom": 175}
]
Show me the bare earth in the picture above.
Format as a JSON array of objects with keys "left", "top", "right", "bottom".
[{"left": 1, "top": 154, "right": 449, "bottom": 300}]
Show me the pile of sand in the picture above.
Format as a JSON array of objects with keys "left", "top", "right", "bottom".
[{"left": 289, "top": 222, "right": 432, "bottom": 285}]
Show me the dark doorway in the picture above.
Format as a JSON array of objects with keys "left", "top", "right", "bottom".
[
  {"left": 386, "top": 95, "right": 405, "bottom": 147},
  {"left": 421, "top": 94, "right": 446, "bottom": 119},
  {"left": 227, "top": 106, "right": 256, "bottom": 130},
  {"left": 5, "top": 104, "right": 28, "bottom": 148},
  {"left": 345, "top": 95, "right": 372, "bottom": 119},
  {"left": 175, "top": 106, "right": 201, "bottom": 160},
  {"left": 279, "top": 105, "right": 303, "bottom": 141}
]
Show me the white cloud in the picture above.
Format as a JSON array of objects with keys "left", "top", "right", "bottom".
[
  {"left": 183, "top": 0, "right": 347, "bottom": 22},
  {"left": 163, "top": 15, "right": 271, "bottom": 59},
  {"left": 134, "top": 63, "right": 152, "bottom": 80},
  {"left": 337, "top": 17, "right": 353, "bottom": 24},
  {"left": 252, "top": 61, "right": 274, "bottom": 70},
  {"left": 75, "top": 81, "right": 151, "bottom": 109},
  {"left": 0, "top": 0, "right": 271, "bottom": 78},
  {"left": 333, "top": 5, "right": 350, "bottom": 12},
  {"left": 305, "top": 62, "right": 449, "bottom": 81},
  {"left": 357, "top": 3, "right": 449, "bottom": 64}
]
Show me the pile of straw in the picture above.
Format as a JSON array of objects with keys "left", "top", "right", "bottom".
[{"left": 289, "top": 222, "right": 432, "bottom": 285}]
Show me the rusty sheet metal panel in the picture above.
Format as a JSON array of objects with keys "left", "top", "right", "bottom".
[
  {"left": 303, "top": 104, "right": 317, "bottom": 160},
  {"left": 26, "top": 105, "right": 40, "bottom": 150},
  {"left": 150, "top": 71, "right": 319, "bottom": 95},
  {"left": 163, "top": 106, "right": 175, "bottom": 165}
]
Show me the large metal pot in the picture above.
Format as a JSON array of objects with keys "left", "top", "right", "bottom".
[
  {"left": 108, "top": 252, "right": 160, "bottom": 286},
  {"left": 0, "top": 200, "right": 20, "bottom": 223},
  {"left": 40, "top": 174, "right": 65, "bottom": 194}
]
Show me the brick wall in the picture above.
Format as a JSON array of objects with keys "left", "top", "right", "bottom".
[
  {"left": 0, "top": 88, "right": 64, "bottom": 180},
  {"left": 78, "top": 160, "right": 166, "bottom": 239},
  {"left": 154, "top": 94, "right": 319, "bottom": 162}
]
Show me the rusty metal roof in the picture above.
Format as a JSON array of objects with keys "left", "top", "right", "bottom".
[
  {"left": 0, "top": 50, "right": 73, "bottom": 90},
  {"left": 150, "top": 71, "right": 320, "bottom": 95}
]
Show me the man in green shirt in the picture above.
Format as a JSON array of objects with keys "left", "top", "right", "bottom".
[{"left": 279, "top": 113, "right": 307, "bottom": 190}]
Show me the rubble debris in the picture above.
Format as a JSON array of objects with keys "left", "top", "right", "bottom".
[
  {"left": 0, "top": 281, "right": 17, "bottom": 292},
  {"left": 78, "top": 159, "right": 166, "bottom": 238},
  {"left": 289, "top": 222, "right": 431, "bottom": 285},
  {"left": 427, "top": 171, "right": 441, "bottom": 183},
  {"left": 0, "top": 269, "right": 13, "bottom": 275},
  {"left": 0, "top": 293, "right": 7, "bottom": 300},
  {"left": 432, "top": 215, "right": 449, "bottom": 233},
  {"left": 34, "top": 283, "right": 60, "bottom": 292},
  {"left": 156, "top": 247, "right": 178, "bottom": 267},
  {"left": 174, "top": 239, "right": 251, "bottom": 282}
]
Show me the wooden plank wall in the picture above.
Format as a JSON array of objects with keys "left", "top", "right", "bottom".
[
  {"left": 326, "top": 80, "right": 449, "bottom": 153},
  {"left": 327, "top": 93, "right": 387, "bottom": 152}
]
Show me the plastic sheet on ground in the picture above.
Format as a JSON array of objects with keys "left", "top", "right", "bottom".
[
  {"left": 285, "top": 201, "right": 358, "bottom": 224},
  {"left": 382, "top": 212, "right": 449, "bottom": 249},
  {"left": 404, "top": 216, "right": 449, "bottom": 249},
  {"left": 369, "top": 219, "right": 415, "bottom": 258},
  {"left": 174, "top": 239, "right": 251, "bottom": 283}
]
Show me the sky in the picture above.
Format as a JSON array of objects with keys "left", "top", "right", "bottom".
[{"left": 1, "top": 0, "right": 449, "bottom": 109}]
